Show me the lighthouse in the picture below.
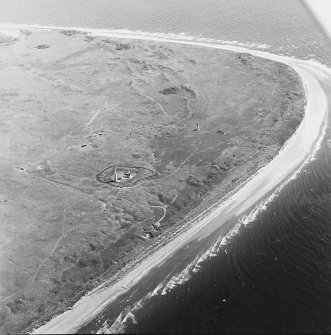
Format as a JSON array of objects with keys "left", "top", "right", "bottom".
[{"left": 114, "top": 168, "right": 118, "bottom": 183}]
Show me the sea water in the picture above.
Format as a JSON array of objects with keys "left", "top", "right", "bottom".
[
  {"left": 1, "top": 0, "right": 330, "bottom": 333},
  {"left": 0, "top": 0, "right": 330, "bottom": 62}
]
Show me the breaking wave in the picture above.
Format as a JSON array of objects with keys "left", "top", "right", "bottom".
[{"left": 0, "top": 23, "right": 271, "bottom": 50}]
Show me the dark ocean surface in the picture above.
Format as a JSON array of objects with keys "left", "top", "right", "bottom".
[
  {"left": 123, "top": 141, "right": 331, "bottom": 334},
  {"left": 78, "top": 136, "right": 331, "bottom": 334},
  {"left": 1, "top": 0, "right": 330, "bottom": 333}
]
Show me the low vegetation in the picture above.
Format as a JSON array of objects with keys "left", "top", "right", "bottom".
[{"left": 0, "top": 29, "right": 305, "bottom": 334}]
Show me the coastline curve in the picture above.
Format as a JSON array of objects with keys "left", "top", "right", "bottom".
[{"left": 0, "top": 25, "right": 327, "bottom": 334}]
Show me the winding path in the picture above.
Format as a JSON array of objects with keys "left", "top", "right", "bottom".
[
  {"left": 150, "top": 205, "right": 167, "bottom": 228},
  {"left": 32, "top": 193, "right": 68, "bottom": 282}
]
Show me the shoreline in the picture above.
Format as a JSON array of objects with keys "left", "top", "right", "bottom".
[{"left": 0, "top": 25, "right": 328, "bottom": 334}]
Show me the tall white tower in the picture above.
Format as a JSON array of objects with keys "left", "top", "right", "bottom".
[{"left": 114, "top": 168, "right": 118, "bottom": 182}]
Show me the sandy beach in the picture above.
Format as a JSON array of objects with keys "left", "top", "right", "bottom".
[{"left": 6, "top": 26, "right": 325, "bottom": 334}]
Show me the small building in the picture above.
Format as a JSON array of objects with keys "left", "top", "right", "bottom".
[{"left": 123, "top": 170, "right": 132, "bottom": 179}]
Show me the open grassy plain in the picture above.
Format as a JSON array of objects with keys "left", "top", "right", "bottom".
[{"left": 0, "top": 29, "right": 305, "bottom": 334}]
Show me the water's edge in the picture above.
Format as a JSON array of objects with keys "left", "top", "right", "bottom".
[{"left": 3, "top": 25, "right": 325, "bottom": 334}]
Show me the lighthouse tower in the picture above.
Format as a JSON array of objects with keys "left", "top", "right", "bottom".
[{"left": 114, "top": 168, "right": 118, "bottom": 183}]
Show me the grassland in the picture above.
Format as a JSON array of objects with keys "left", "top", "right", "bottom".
[{"left": 0, "top": 29, "right": 305, "bottom": 334}]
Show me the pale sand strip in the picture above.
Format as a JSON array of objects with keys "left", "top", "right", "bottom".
[{"left": 0, "top": 25, "right": 327, "bottom": 334}]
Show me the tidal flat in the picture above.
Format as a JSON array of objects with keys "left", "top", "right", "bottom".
[{"left": 0, "top": 28, "right": 305, "bottom": 334}]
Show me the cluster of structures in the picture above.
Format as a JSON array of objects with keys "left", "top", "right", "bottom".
[
  {"left": 96, "top": 166, "right": 137, "bottom": 185},
  {"left": 96, "top": 165, "right": 157, "bottom": 188},
  {"left": 111, "top": 168, "right": 134, "bottom": 183}
]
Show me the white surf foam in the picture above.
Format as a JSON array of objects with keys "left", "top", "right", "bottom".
[
  {"left": 97, "top": 291, "right": 153, "bottom": 334},
  {"left": 0, "top": 23, "right": 272, "bottom": 50}
]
